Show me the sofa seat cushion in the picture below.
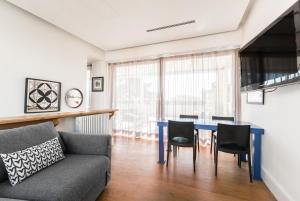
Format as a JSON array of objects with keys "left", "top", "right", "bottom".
[{"left": 0, "top": 154, "right": 109, "bottom": 201}]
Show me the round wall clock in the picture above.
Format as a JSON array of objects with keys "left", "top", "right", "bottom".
[{"left": 65, "top": 88, "right": 83, "bottom": 108}]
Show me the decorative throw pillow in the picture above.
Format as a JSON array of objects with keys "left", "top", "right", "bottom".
[{"left": 0, "top": 137, "right": 65, "bottom": 186}]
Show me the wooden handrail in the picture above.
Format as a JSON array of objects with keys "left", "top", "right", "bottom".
[{"left": 0, "top": 109, "right": 118, "bottom": 127}]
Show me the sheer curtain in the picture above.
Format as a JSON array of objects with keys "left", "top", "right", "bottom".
[
  {"left": 110, "top": 60, "right": 160, "bottom": 139},
  {"left": 163, "top": 51, "right": 235, "bottom": 119},
  {"left": 162, "top": 51, "right": 237, "bottom": 144},
  {"left": 110, "top": 50, "right": 239, "bottom": 141}
]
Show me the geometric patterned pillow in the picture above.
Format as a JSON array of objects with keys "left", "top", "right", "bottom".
[{"left": 0, "top": 137, "right": 65, "bottom": 186}]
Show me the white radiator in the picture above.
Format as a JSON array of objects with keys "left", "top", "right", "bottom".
[{"left": 75, "top": 114, "right": 112, "bottom": 135}]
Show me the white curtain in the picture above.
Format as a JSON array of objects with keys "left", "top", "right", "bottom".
[
  {"left": 110, "top": 60, "right": 160, "bottom": 139},
  {"left": 163, "top": 51, "right": 235, "bottom": 119},
  {"left": 162, "top": 51, "right": 237, "bottom": 144},
  {"left": 110, "top": 50, "right": 239, "bottom": 141}
]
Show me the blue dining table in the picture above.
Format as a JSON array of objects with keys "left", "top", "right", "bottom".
[{"left": 157, "top": 119, "right": 264, "bottom": 180}]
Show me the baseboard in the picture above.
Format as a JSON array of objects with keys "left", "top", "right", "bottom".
[{"left": 262, "top": 167, "right": 295, "bottom": 201}]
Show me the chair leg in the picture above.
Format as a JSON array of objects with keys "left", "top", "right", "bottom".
[
  {"left": 173, "top": 145, "right": 177, "bottom": 157},
  {"left": 195, "top": 142, "right": 197, "bottom": 159},
  {"left": 166, "top": 144, "right": 170, "bottom": 167},
  {"left": 210, "top": 131, "right": 214, "bottom": 154},
  {"left": 248, "top": 150, "right": 253, "bottom": 183},
  {"left": 238, "top": 154, "right": 241, "bottom": 168},
  {"left": 193, "top": 145, "right": 196, "bottom": 172},
  {"left": 197, "top": 133, "right": 200, "bottom": 152},
  {"left": 213, "top": 136, "right": 216, "bottom": 162},
  {"left": 215, "top": 149, "right": 218, "bottom": 176}
]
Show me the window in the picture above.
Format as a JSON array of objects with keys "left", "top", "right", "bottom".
[
  {"left": 110, "top": 51, "right": 238, "bottom": 139},
  {"left": 111, "top": 60, "right": 160, "bottom": 138},
  {"left": 163, "top": 52, "right": 235, "bottom": 119}
]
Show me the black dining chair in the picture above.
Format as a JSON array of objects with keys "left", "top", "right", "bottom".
[
  {"left": 214, "top": 123, "right": 252, "bottom": 182},
  {"left": 179, "top": 114, "right": 199, "bottom": 152},
  {"left": 210, "top": 116, "right": 235, "bottom": 154},
  {"left": 167, "top": 120, "right": 197, "bottom": 172}
]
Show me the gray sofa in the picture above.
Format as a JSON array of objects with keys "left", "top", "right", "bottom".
[{"left": 0, "top": 122, "right": 111, "bottom": 201}]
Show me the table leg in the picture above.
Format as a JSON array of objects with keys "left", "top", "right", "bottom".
[
  {"left": 240, "top": 133, "right": 262, "bottom": 180},
  {"left": 253, "top": 133, "right": 262, "bottom": 180},
  {"left": 158, "top": 125, "right": 165, "bottom": 164}
]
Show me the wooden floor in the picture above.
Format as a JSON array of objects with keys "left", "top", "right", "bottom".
[{"left": 97, "top": 136, "right": 275, "bottom": 201}]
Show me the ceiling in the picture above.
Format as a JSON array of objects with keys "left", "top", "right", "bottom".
[{"left": 7, "top": 0, "right": 251, "bottom": 51}]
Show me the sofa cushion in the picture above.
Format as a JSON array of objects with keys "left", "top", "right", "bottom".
[
  {"left": 1, "top": 137, "right": 65, "bottom": 186},
  {"left": 0, "top": 154, "right": 109, "bottom": 201},
  {"left": 0, "top": 122, "right": 65, "bottom": 183}
]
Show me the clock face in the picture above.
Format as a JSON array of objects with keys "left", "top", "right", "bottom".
[{"left": 65, "top": 88, "right": 83, "bottom": 108}]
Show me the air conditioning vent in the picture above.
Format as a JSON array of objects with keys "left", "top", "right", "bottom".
[{"left": 146, "top": 20, "right": 196, "bottom": 32}]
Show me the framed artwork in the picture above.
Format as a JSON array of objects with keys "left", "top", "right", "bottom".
[
  {"left": 247, "top": 90, "right": 264, "bottom": 105},
  {"left": 65, "top": 88, "right": 83, "bottom": 108},
  {"left": 24, "top": 78, "right": 61, "bottom": 113},
  {"left": 92, "top": 77, "right": 104, "bottom": 92}
]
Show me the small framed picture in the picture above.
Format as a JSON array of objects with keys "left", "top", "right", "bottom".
[
  {"left": 247, "top": 90, "right": 264, "bottom": 105},
  {"left": 92, "top": 77, "right": 104, "bottom": 92}
]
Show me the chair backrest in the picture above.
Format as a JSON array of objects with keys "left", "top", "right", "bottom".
[
  {"left": 217, "top": 123, "right": 251, "bottom": 149},
  {"left": 168, "top": 120, "right": 194, "bottom": 142},
  {"left": 212, "top": 116, "right": 234, "bottom": 121},
  {"left": 179, "top": 114, "right": 199, "bottom": 119}
]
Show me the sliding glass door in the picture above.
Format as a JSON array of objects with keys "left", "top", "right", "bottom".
[
  {"left": 111, "top": 60, "right": 160, "bottom": 138},
  {"left": 163, "top": 52, "right": 235, "bottom": 120},
  {"left": 110, "top": 51, "right": 238, "bottom": 140}
]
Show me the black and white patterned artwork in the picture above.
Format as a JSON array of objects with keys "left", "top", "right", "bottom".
[
  {"left": 0, "top": 137, "right": 65, "bottom": 186},
  {"left": 25, "top": 78, "right": 61, "bottom": 113}
]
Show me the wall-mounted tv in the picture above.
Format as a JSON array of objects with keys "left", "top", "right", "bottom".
[{"left": 240, "top": 2, "right": 300, "bottom": 91}]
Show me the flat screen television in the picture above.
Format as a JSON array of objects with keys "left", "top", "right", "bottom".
[{"left": 240, "top": 2, "right": 300, "bottom": 91}]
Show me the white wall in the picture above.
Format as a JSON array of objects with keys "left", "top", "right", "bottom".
[
  {"left": 105, "top": 30, "right": 242, "bottom": 62},
  {"left": 91, "top": 61, "right": 110, "bottom": 109},
  {"left": 241, "top": 0, "right": 300, "bottom": 201},
  {"left": 0, "top": 0, "right": 104, "bottom": 130}
]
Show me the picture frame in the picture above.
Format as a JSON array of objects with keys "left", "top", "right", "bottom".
[
  {"left": 92, "top": 77, "right": 104, "bottom": 92},
  {"left": 24, "top": 78, "right": 61, "bottom": 113},
  {"left": 247, "top": 90, "right": 265, "bottom": 105}
]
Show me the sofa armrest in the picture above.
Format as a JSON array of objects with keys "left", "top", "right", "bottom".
[{"left": 59, "top": 132, "right": 111, "bottom": 158}]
